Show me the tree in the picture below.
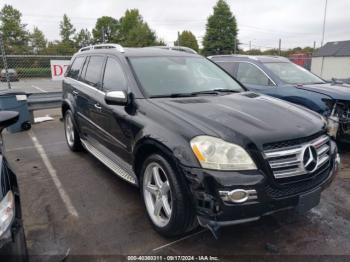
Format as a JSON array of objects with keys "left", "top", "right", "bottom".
[
  {"left": 174, "top": 31, "right": 199, "bottom": 52},
  {"left": 202, "top": 0, "right": 238, "bottom": 56},
  {"left": 125, "top": 23, "right": 157, "bottom": 47},
  {"left": 46, "top": 41, "right": 75, "bottom": 55},
  {"left": 117, "top": 9, "right": 158, "bottom": 47},
  {"left": 59, "top": 14, "right": 75, "bottom": 46},
  {"left": 74, "top": 28, "right": 92, "bottom": 48},
  {"left": 92, "top": 16, "right": 119, "bottom": 43},
  {"left": 245, "top": 48, "right": 262, "bottom": 55},
  {"left": 0, "top": 4, "right": 29, "bottom": 54},
  {"left": 29, "top": 27, "right": 47, "bottom": 54}
]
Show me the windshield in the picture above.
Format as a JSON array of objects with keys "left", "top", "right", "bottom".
[
  {"left": 264, "top": 62, "right": 325, "bottom": 85},
  {"left": 129, "top": 56, "right": 243, "bottom": 97}
]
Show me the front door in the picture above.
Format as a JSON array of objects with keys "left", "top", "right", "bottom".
[{"left": 91, "top": 56, "right": 133, "bottom": 165}]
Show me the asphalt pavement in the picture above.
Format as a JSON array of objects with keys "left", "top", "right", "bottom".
[{"left": 0, "top": 78, "right": 61, "bottom": 93}]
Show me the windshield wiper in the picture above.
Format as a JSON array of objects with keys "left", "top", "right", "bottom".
[
  {"left": 149, "top": 90, "right": 221, "bottom": 98},
  {"left": 212, "top": 88, "right": 241, "bottom": 93},
  {"left": 190, "top": 90, "right": 220, "bottom": 95},
  {"left": 149, "top": 92, "right": 198, "bottom": 98},
  {"left": 149, "top": 89, "right": 237, "bottom": 98}
]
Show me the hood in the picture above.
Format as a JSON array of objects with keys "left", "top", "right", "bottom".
[
  {"left": 150, "top": 92, "right": 326, "bottom": 149},
  {"left": 298, "top": 83, "right": 350, "bottom": 100}
]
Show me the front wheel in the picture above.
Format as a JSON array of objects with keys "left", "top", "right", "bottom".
[
  {"left": 64, "top": 110, "right": 82, "bottom": 151},
  {"left": 140, "top": 154, "right": 196, "bottom": 237}
]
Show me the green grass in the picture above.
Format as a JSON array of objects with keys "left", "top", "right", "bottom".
[{"left": 16, "top": 68, "right": 51, "bottom": 78}]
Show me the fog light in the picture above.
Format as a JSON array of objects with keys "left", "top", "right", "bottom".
[
  {"left": 219, "top": 189, "right": 257, "bottom": 203},
  {"left": 229, "top": 189, "right": 248, "bottom": 203}
]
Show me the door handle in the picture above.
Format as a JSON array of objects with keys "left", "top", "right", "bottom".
[
  {"left": 94, "top": 103, "right": 102, "bottom": 110},
  {"left": 72, "top": 90, "right": 79, "bottom": 96}
]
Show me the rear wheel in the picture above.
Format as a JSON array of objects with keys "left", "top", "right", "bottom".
[
  {"left": 64, "top": 110, "right": 82, "bottom": 151},
  {"left": 140, "top": 154, "right": 196, "bottom": 237}
]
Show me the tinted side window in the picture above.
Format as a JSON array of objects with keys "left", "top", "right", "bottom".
[
  {"left": 236, "top": 62, "right": 272, "bottom": 86},
  {"left": 82, "top": 56, "right": 105, "bottom": 88},
  {"left": 102, "top": 58, "right": 127, "bottom": 91},
  {"left": 67, "top": 56, "right": 85, "bottom": 79},
  {"left": 216, "top": 62, "right": 234, "bottom": 75}
]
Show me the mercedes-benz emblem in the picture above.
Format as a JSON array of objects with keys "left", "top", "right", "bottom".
[{"left": 303, "top": 145, "right": 318, "bottom": 173}]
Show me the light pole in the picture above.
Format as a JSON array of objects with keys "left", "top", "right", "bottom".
[{"left": 321, "top": 0, "right": 328, "bottom": 46}]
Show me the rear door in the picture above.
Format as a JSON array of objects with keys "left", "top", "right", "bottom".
[
  {"left": 76, "top": 55, "right": 106, "bottom": 142},
  {"left": 92, "top": 56, "right": 133, "bottom": 164},
  {"left": 64, "top": 55, "right": 86, "bottom": 123}
]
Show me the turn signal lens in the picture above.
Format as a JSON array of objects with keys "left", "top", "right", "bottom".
[{"left": 0, "top": 191, "right": 15, "bottom": 239}]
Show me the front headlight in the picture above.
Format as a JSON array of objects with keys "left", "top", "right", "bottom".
[
  {"left": 0, "top": 191, "right": 15, "bottom": 239},
  {"left": 190, "top": 136, "right": 257, "bottom": 171},
  {"left": 327, "top": 116, "right": 340, "bottom": 138}
]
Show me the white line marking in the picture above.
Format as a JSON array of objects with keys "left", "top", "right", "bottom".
[
  {"left": 6, "top": 141, "right": 66, "bottom": 152},
  {"left": 152, "top": 229, "right": 207, "bottom": 252},
  {"left": 29, "top": 130, "right": 78, "bottom": 217},
  {"left": 31, "top": 85, "right": 47, "bottom": 93}
]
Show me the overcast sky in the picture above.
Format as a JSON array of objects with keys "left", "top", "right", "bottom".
[{"left": 3, "top": 0, "right": 350, "bottom": 50}]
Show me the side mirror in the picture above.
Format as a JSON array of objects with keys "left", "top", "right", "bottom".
[
  {"left": 105, "top": 91, "right": 128, "bottom": 106},
  {"left": 0, "top": 111, "right": 19, "bottom": 132}
]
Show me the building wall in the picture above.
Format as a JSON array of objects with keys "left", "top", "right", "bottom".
[{"left": 311, "top": 56, "right": 350, "bottom": 80}]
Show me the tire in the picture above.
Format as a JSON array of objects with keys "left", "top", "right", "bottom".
[
  {"left": 64, "top": 110, "right": 83, "bottom": 151},
  {"left": 21, "top": 121, "right": 31, "bottom": 131},
  {"left": 140, "top": 154, "right": 196, "bottom": 237}
]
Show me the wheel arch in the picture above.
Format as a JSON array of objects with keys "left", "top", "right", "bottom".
[
  {"left": 133, "top": 138, "right": 179, "bottom": 179},
  {"left": 62, "top": 99, "right": 81, "bottom": 133},
  {"left": 61, "top": 99, "right": 75, "bottom": 116}
]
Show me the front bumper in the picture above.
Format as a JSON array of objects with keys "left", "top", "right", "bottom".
[{"left": 182, "top": 141, "right": 339, "bottom": 227}]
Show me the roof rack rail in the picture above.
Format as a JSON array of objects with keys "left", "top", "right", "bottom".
[
  {"left": 79, "top": 44, "right": 125, "bottom": 53},
  {"left": 145, "top": 46, "right": 197, "bottom": 54}
]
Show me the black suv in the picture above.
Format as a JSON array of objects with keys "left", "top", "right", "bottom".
[{"left": 62, "top": 44, "right": 339, "bottom": 237}]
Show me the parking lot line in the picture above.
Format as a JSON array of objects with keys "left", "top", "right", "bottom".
[
  {"left": 152, "top": 229, "right": 207, "bottom": 252},
  {"left": 5, "top": 140, "right": 66, "bottom": 152},
  {"left": 28, "top": 130, "right": 79, "bottom": 218},
  {"left": 31, "top": 84, "right": 47, "bottom": 93}
]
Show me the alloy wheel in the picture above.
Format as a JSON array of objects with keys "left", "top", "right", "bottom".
[
  {"left": 143, "top": 162, "right": 172, "bottom": 227},
  {"left": 65, "top": 113, "right": 75, "bottom": 147}
]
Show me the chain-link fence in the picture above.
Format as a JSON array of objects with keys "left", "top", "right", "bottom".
[
  {"left": 1, "top": 32, "right": 72, "bottom": 93},
  {"left": 0, "top": 53, "right": 72, "bottom": 93},
  {"left": 288, "top": 54, "right": 312, "bottom": 70}
]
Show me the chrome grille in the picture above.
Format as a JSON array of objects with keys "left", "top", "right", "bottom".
[{"left": 264, "top": 135, "right": 331, "bottom": 179}]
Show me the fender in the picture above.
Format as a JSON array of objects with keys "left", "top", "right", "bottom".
[
  {"left": 281, "top": 94, "right": 331, "bottom": 115},
  {"left": 61, "top": 98, "right": 81, "bottom": 133}
]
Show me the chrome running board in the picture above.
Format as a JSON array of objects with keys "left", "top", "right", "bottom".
[{"left": 81, "top": 139, "right": 137, "bottom": 185}]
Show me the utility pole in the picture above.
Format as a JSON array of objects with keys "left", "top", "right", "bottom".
[
  {"left": 278, "top": 39, "right": 281, "bottom": 56},
  {"left": 234, "top": 39, "right": 237, "bottom": 54},
  {"left": 321, "top": 0, "right": 328, "bottom": 46},
  {"left": 177, "top": 31, "right": 180, "bottom": 48},
  {"left": 0, "top": 34, "right": 11, "bottom": 89},
  {"left": 249, "top": 41, "right": 251, "bottom": 54},
  {"left": 313, "top": 41, "right": 316, "bottom": 50}
]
